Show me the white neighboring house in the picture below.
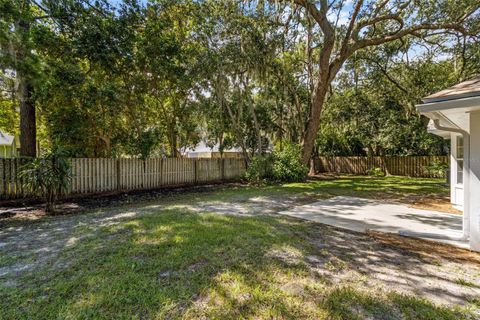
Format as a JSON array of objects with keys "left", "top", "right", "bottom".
[
  {"left": 182, "top": 141, "right": 244, "bottom": 158},
  {"left": 416, "top": 77, "right": 480, "bottom": 252},
  {"left": 0, "top": 130, "right": 19, "bottom": 158}
]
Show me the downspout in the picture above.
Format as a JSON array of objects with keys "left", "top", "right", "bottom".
[{"left": 432, "top": 117, "right": 470, "bottom": 240}]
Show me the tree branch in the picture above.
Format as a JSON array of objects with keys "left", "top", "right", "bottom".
[
  {"left": 293, "top": 0, "right": 334, "bottom": 39},
  {"left": 352, "top": 22, "right": 476, "bottom": 52},
  {"left": 340, "top": 0, "right": 363, "bottom": 56}
]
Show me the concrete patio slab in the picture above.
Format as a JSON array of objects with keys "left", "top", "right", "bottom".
[{"left": 278, "top": 196, "right": 469, "bottom": 249}]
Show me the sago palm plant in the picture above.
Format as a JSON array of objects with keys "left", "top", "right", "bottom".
[{"left": 19, "top": 149, "right": 71, "bottom": 213}]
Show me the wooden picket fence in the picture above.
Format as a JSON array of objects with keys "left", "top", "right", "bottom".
[
  {"left": 314, "top": 156, "right": 449, "bottom": 178},
  {"left": 0, "top": 157, "right": 246, "bottom": 201}
]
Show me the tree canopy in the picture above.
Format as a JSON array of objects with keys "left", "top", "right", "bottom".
[{"left": 1, "top": 0, "right": 479, "bottom": 160}]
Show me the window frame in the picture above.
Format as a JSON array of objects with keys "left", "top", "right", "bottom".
[{"left": 456, "top": 136, "right": 464, "bottom": 185}]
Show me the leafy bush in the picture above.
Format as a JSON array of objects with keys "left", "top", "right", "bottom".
[
  {"left": 425, "top": 160, "right": 449, "bottom": 177},
  {"left": 366, "top": 167, "right": 385, "bottom": 177},
  {"left": 272, "top": 144, "right": 309, "bottom": 182},
  {"left": 245, "top": 144, "right": 308, "bottom": 183},
  {"left": 244, "top": 154, "right": 275, "bottom": 183},
  {"left": 19, "top": 148, "right": 71, "bottom": 213}
]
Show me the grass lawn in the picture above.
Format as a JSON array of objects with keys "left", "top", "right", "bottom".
[{"left": 1, "top": 176, "right": 479, "bottom": 319}]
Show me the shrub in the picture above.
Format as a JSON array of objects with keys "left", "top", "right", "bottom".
[
  {"left": 272, "top": 144, "right": 309, "bottom": 182},
  {"left": 244, "top": 154, "right": 275, "bottom": 183},
  {"left": 425, "top": 160, "right": 448, "bottom": 177},
  {"left": 366, "top": 167, "right": 385, "bottom": 177},
  {"left": 245, "top": 143, "right": 308, "bottom": 183},
  {"left": 19, "top": 148, "right": 71, "bottom": 213}
]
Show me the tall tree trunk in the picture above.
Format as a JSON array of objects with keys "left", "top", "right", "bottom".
[
  {"left": 18, "top": 75, "right": 36, "bottom": 157},
  {"left": 168, "top": 126, "right": 178, "bottom": 157},
  {"left": 17, "top": 0, "right": 36, "bottom": 158},
  {"left": 301, "top": 81, "right": 329, "bottom": 164}
]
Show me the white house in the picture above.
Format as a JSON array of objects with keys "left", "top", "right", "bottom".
[
  {"left": 416, "top": 77, "right": 480, "bottom": 251},
  {"left": 0, "top": 130, "right": 19, "bottom": 158},
  {"left": 182, "top": 141, "right": 244, "bottom": 159}
]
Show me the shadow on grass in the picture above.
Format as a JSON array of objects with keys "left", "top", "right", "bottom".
[
  {"left": 1, "top": 207, "right": 476, "bottom": 319},
  {"left": 325, "top": 287, "right": 467, "bottom": 320}
]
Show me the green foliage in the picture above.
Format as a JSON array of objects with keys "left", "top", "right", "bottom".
[
  {"left": 271, "top": 144, "right": 309, "bottom": 182},
  {"left": 1, "top": 0, "right": 477, "bottom": 159},
  {"left": 0, "top": 99, "right": 17, "bottom": 135},
  {"left": 19, "top": 148, "right": 71, "bottom": 213},
  {"left": 244, "top": 154, "right": 275, "bottom": 183},
  {"left": 245, "top": 144, "right": 308, "bottom": 183},
  {"left": 425, "top": 160, "right": 449, "bottom": 178},
  {"left": 366, "top": 167, "right": 386, "bottom": 177},
  {"left": 0, "top": 71, "right": 18, "bottom": 135},
  {"left": 317, "top": 58, "right": 453, "bottom": 157}
]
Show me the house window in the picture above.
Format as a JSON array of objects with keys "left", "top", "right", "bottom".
[{"left": 457, "top": 136, "right": 463, "bottom": 184}]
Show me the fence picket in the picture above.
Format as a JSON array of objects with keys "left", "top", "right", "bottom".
[
  {"left": 0, "top": 157, "right": 243, "bottom": 200},
  {"left": 2, "top": 155, "right": 446, "bottom": 201},
  {"left": 315, "top": 156, "right": 448, "bottom": 178}
]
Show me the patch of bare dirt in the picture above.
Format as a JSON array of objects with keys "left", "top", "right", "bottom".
[
  {"left": 299, "top": 223, "right": 480, "bottom": 308},
  {"left": 401, "top": 195, "right": 462, "bottom": 214},
  {"left": 307, "top": 173, "right": 339, "bottom": 180},
  {"left": 368, "top": 230, "right": 480, "bottom": 265},
  {"left": 0, "top": 183, "right": 247, "bottom": 222}
]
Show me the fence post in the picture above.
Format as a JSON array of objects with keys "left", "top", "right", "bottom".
[
  {"left": 142, "top": 159, "right": 146, "bottom": 189},
  {"left": 116, "top": 158, "right": 120, "bottom": 191},
  {"left": 16, "top": 158, "right": 22, "bottom": 197},
  {"left": 194, "top": 159, "right": 198, "bottom": 184},
  {"left": 160, "top": 158, "right": 164, "bottom": 186},
  {"left": 221, "top": 158, "right": 225, "bottom": 181},
  {"left": 3, "top": 159, "right": 7, "bottom": 199}
]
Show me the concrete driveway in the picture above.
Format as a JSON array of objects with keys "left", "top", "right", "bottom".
[{"left": 279, "top": 196, "right": 468, "bottom": 248}]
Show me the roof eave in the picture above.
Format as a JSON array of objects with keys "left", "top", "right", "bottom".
[
  {"left": 416, "top": 96, "right": 480, "bottom": 114},
  {"left": 422, "top": 92, "right": 480, "bottom": 104}
]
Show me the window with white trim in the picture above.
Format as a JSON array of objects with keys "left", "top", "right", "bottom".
[{"left": 456, "top": 136, "right": 463, "bottom": 184}]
